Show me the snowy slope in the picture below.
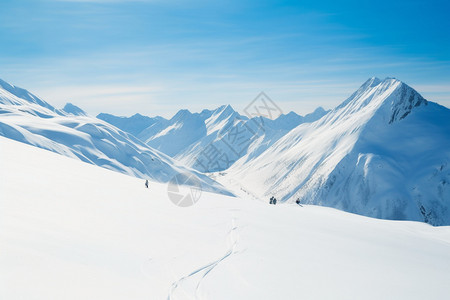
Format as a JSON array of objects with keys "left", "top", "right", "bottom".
[
  {"left": 0, "top": 79, "right": 229, "bottom": 195},
  {"left": 220, "top": 78, "right": 450, "bottom": 225},
  {"left": 2, "top": 136, "right": 450, "bottom": 300}
]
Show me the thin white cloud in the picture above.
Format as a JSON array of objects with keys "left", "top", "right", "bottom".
[{"left": 1, "top": 34, "right": 449, "bottom": 118}]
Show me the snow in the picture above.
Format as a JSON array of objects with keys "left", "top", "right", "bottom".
[
  {"left": 132, "top": 104, "right": 327, "bottom": 172},
  {"left": 0, "top": 79, "right": 60, "bottom": 113},
  {"left": 62, "top": 103, "right": 87, "bottom": 116},
  {"left": 219, "top": 77, "right": 450, "bottom": 225},
  {"left": 0, "top": 80, "right": 229, "bottom": 196},
  {"left": 97, "top": 113, "right": 164, "bottom": 137},
  {"left": 1, "top": 76, "right": 448, "bottom": 225},
  {"left": 140, "top": 109, "right": 207, "bottom": 157},
  {"left": 107, "top": 103, "right": 325, "bottom": 173},
  {"left": 1, "top": 135, "right": 450, "bottom": 300}
]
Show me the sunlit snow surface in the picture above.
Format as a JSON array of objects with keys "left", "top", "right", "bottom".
[
  {"left": 0, "top": 79, "right": 229, "bottom": 196},
  {"left": 220, "top": 78, "right": 450, "bottom": 225},
  {"left": 1, "top": 136, "right": 450, "bottom": 300}
]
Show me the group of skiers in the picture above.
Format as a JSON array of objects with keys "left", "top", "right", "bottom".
[
  {"left": 269, "top": 196, "right": 277, "bottom": 205},
  {"left": 269, "top": 196, "right": 303, "bottom": 206},
  {"left": 146, "top": 179, "right": 301, "bottom": 206}
]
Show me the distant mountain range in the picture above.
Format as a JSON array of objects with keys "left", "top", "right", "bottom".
[
  {"left": 97, "top": 112, "right": 164, "bottom": 137},
  {"left": 1, "top": 77, "right": 449, "bottom": 225},
  {"left": 98, "top": 105, "right": 329, "bottom": 172}
]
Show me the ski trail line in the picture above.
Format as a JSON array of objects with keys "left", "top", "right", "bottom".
[{"left": 167, "top": 218, "right": 239, "bottom": 300}]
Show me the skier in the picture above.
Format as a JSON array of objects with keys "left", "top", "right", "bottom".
[
  {"left": 269, "top": 196, "right": 277, "bottom": 205},
  {"left": 145, "top": 179, "right": 149, "bottom": 188}
]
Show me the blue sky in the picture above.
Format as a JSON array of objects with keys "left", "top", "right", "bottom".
[{"left": 1, "top": 0, "right": 449, "bottom": 117}]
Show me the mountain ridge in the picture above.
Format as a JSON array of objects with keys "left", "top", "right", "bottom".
[
  {"left": 2, "top": 76, "right": 448, "bottom": 224},
  {"left": 0, "top": 78, "right": 231, "bottom": 195},
  {"left": 99, "top": 103, "right": 329, "bottom": 172}
]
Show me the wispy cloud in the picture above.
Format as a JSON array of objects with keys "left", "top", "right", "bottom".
[
  {"left": 2, "top": 36, "right": 449, "bottom": 118},
  {"left": 1, "top": 0, "right": 448, "bottom": 117}
]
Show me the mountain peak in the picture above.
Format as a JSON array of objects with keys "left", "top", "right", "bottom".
[
  {"left": 358, "top": 77, "right": 403, "bottom": 93},
  {"left": 361, "top": 77, "right": 382, "bottom": 89},
  {"left": 171, "top": 109, "right": 194, "bottom": 122},
  {"left": 302, "top": 106, "right": 329, "bottom": 123},
  {"left": 209, "top": 104, "right": 238, "bottom": 121},
  {"left": 388, "top": 80, "right": 428, "bottom": 123},
  {"left": 367, "top": 77, "right": 428, "bottom": 123},
  {"left": 335, "top": 77, "right": 428, "bottom": 126},
  {"left": 62, "top": 103, "right": 87, "bottom": 116},
  {"left": 312, "top": 106, "right": 326, "bottom": 114},
  {"left": 216, "top": 104, "right": 235, "bottom": 115}
]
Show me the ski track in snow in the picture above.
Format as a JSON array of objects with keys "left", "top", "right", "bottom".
[{"left": 167, "top": 218, "right": 239, "bottom": 300}]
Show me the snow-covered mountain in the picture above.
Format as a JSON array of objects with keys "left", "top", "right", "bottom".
[
  {"left": 62, "top": 103, "right": 87, "bottom": 116},
  {"left": 138, "top": 108, "right": 211, "bottom": 157},
  {"left": 119, "top": 104, "right": 327, "bottom": 172},
  {"left": 2, "top": 76, "right": 448, "bottom": 225},
  {"left": 0, "top": 78, "right": 63, "bottom": 114},
  {"left": 0, "top": 78, "right": 230, "bottom": 195},
  {"left": 219, "top": 77, "right": 450, "bottom": 225}
]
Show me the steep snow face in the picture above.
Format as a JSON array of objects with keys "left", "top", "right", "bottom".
[
  {"left": 0, "top": 79, "right": 231, "bottom": 195},
  {"left": 139, "top": 109, "right": 207, "bottom": 157},
  {"left": 2, "top": 135, "right": 450, "bottom": 300},
  {"left": 220, "top": 78, "right": 450, "bottom": 225},
  {"left": 316, "top": 100, "right": 449, "bottom": 225},
  {"left": 204, "top": 104, "right": 242, "bottom": 135}
]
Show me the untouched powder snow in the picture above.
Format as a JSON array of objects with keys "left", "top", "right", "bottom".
[{"left": 1, "top": 136, "right": 450, "bottom": 300}]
